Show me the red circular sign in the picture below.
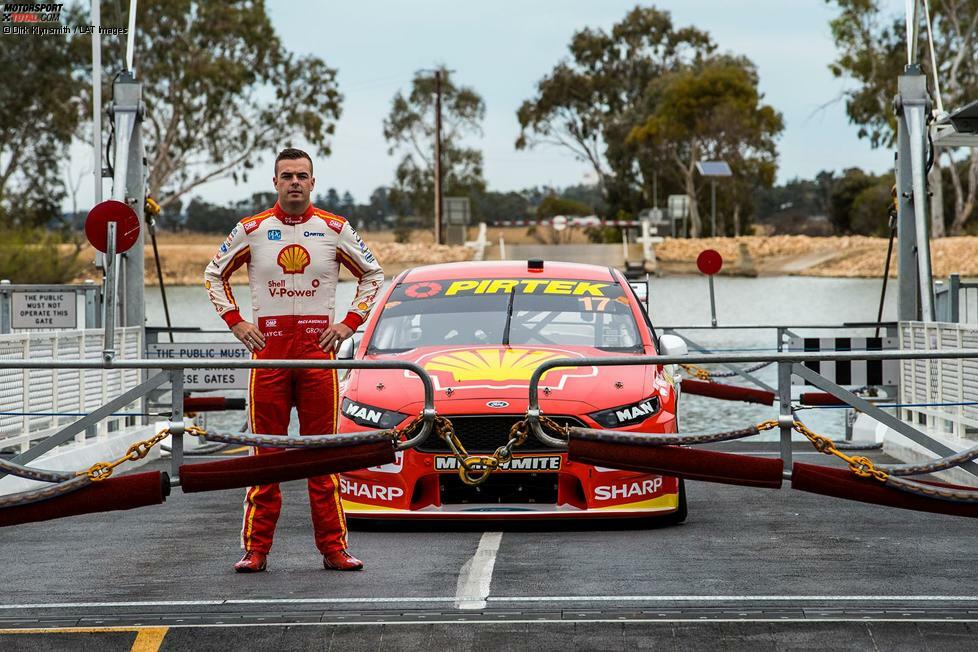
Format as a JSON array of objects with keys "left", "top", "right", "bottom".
[
  {"left": 696, "top": 249, "right": 723, "bottom": 275},
  {"left": 85, "top": 200, "right": 141, "bottom": 253}
]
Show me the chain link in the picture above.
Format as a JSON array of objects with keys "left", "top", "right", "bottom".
[
  {"left": 79, "top": 428, "right": 171, "bottom": 481},
  {"left": 680, "top": 363, "right": 713, "bottom": 381},
  {"left": 430, "top": 416, "right": 540, "bottom": 487},
  {"left": 791, "top": 420, "right": 889, "bottom": 482}
]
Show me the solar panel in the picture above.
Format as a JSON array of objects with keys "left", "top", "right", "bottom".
[{"left": 695, "top": 161, "right": 733, "bottom": 176}]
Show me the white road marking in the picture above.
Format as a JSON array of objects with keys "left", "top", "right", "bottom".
[
  {"left": 489, "top": 595, "right": 978, "bottom": 602},
  {"left": 454, "top": 531, "right": 504, "bottom": 610},
  {"left": 2, "top": 594, "right": 976, "bottom": 610},
  {"left": 5, "top": 618, "right": 978, "bottom": 630}
]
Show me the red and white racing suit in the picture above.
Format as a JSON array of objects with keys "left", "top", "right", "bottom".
[{"left": 204, "top": 202, "right": 384, "bottom": 555}]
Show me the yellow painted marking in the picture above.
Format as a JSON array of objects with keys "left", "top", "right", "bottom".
[
  {"left": 0, "top": 626, "right": 168, "bottom": 651},
  {"left": 131, "top": 627, "right": 169, "bottom": 651},
  {"left": 222, "top": 446, "right": 250, "bottom": 455}
]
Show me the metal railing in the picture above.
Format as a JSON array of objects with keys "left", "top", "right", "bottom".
[
  {"left": 935, "top": 274, "right": 978, "bottom": 324},
  {"left": 900, "top": 321, "right": 978, "bottom": 443},
  {"left": 5, "top": 341, "right": 978, "bottom": 493},
  {"left": 0, "top": 357, "right": 437, "bottom": 485},
  {"left": 525, "top": 347, "right": 978, "bottom": 480},
  {"left": 0, "top": 327, "right": 142, "bottom": 453}
]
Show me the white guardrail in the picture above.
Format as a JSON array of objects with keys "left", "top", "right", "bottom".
[
  {"left": 0, "top": 327, "right": 143, "bottom": 453},
  {"left": 901, "top": 321, "right": 978, "bottom": 439}
]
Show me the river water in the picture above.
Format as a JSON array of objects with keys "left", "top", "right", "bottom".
[{"left": 145, "top": 276, "right": 897, "bottom": 440}]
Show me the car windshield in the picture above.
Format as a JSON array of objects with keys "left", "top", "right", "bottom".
[{"left": 367, "top": 277, "right": 643, "bottom": 353}]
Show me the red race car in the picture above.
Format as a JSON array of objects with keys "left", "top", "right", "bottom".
[{"left": 336, "top": 259, "right": 686, "bottom": 522}]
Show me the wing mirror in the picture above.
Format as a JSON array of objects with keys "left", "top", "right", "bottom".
[
  {"left": 337, "top": 333, "right": 361, "bottom": 360},
  {"left": 658, "top": 334, "right": 687, "bottom": 356}
]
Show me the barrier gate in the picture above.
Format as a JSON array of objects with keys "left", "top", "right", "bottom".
[{"left": 1, "top": 343, "right": 978, "bottom": 527}]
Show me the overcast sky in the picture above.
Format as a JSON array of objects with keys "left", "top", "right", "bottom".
[{"left": 72, "top": 0, "right": 899, "bottom": 210}]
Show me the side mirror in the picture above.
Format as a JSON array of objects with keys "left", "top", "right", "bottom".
[
  {"left": 658, "top": 334, "right": 687, "bottom": 357},
  {"left": 337, "top": 333, "right": 360, "bottom": 360}
]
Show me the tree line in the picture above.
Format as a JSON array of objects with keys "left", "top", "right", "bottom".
[{"left": 1, "top": 2, "right": 976, "bottom": 243}]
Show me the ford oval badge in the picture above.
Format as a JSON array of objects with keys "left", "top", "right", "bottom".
[{"left": 486, "top": 400, "right": 509, "bottom": 409}]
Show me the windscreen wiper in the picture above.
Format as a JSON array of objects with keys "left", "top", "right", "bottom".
[{"left": 501, "top": 288, "right": 516, "bottom": 346}]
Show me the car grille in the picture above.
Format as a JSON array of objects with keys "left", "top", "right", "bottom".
[
  {"left": 440, "top": 472, "right": 559, "bottom": 505},
  {"left": 416, "top": 415, "right": 586, "bottom": 453}
]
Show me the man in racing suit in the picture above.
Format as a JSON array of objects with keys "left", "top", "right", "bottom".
[{"left": 204, "top": 148, "right": 384, "bottom": 573}]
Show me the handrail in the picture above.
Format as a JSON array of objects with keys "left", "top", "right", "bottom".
[
  {"left": 525, "top": 348, "right": 978, "bottom": 448},
  {"left": 1, "top": 358, "right": 439, "bottom": 486}
]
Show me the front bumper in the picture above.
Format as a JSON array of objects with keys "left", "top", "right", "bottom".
[{"left": 340, "top": 451, "right": 679, "bottom": 520}]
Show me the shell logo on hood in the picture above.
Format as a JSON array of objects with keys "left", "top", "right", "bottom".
[
  {"left": 427, "top": 349, "right": 563, "bottom": 382},
  {"left": 415, "top": 347, "right": 598, "bottom": 392}
]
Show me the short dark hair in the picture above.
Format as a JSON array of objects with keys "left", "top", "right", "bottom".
[{"left": 275, "top": 148, "right": 313, "bottom": 175}]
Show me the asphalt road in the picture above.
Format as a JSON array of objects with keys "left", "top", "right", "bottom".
[{"left": 2, "top": 448, "right": 977, "bottom": 650}]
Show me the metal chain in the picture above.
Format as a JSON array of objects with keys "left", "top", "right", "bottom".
[
  {"left": 680, "top": 362, "right": 774, "bottom": 380},
  {"left": 680, "top": 363, "right": 713, "bottom": 380},
  {"left": 432, "top": 416, "right": 543, "bottom": 487},
  {"left": 79, "top": 427, "right": 171, "bottom": 481},
  {"left": 791, "top": 420, "right": 889, "bottom": 482}
]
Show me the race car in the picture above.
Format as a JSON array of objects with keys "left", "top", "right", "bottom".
[{"left": 336, "top": 259, "right": 687, "bottom": 522}]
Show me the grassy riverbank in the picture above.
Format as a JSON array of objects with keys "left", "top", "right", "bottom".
[{"left": 57, "top": 230, "right": 978, "bottom": 285}]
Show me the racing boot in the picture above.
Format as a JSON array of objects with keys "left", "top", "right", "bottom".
[
  {"left": 323, "top": 549, "right": 363, "bottom": 571},
  {"left": 234, "top": 551, "right": 268, "bottom": 573}
]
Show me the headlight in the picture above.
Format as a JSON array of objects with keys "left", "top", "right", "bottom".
[
  {"left": 588, "top": 396, "right": 661, "bottom": 428},
  {"left": 340, "top": 398, "right": 409, "bottom": 429}
]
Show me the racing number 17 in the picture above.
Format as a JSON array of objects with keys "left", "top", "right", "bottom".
[{"left": 578, "top": 297, "right": 610, "bottom": 311}]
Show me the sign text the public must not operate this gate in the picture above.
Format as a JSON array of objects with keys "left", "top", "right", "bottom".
[{"left": 11, "top": 291, "right": 76, "bottom": 328}]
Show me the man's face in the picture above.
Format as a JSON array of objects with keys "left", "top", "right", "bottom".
[{"left": 273, "top": 158, "right": 315, "bottom": 211}]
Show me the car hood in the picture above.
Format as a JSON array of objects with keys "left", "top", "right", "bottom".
[{"left": 345, "top": 345, "right": 668, "bottom": 414}]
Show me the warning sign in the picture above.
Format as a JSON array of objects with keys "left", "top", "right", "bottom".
[
  {"left": 146, "top": 342, "right": 250, "bottom": 390},
  {"left": 11, "top": 291, "right": 77, "bottom": 329}
]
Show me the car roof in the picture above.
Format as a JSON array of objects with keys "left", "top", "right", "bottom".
[{"left": 399, "top": 260, "right": 618, "bottom": 283}]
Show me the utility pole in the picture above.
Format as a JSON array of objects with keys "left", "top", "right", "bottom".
[
  {"left": 710, "top": 179, "right": 717, "bottom": 237},
  {"left": 433, "top": 70, "right": 443, "bottom": 246}
]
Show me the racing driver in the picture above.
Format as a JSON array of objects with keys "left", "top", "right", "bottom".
[{"left": 204, "top": 148, "right": 384, "bottom": 573}]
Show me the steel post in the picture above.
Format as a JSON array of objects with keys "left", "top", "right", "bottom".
[
  {"left": 110, "top": 73, "right": 146, "bottom": 332},
  {"left": 949, "top": 274, "right": 961, "bottom": 323},
  {"left": 895, "top": 64, "right": 934, "bottom": 321},
  {"left": 708, "top": 275, "right": 718, "bottom": 327},
  {"left": 777, "top": 362, "right": 793, "bottom": 470},
  {"left": 102, "top": 222, "right": 117, "bottom": 361},
  {"left": 0, "top": 282, "right": 10, "bottom": 334},
  {"left": 169, "top": 369, "right": 184, "bottom": 475}
]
